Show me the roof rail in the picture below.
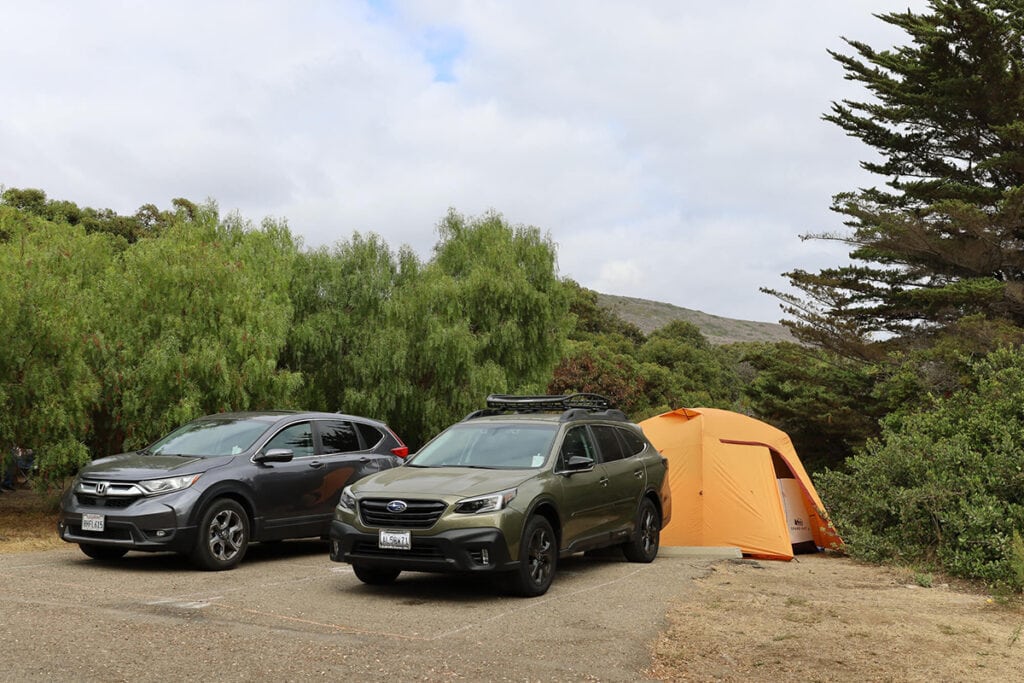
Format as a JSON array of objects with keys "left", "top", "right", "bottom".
[{"left": 485, "top": 393, "right": 612, "bottom": 412}]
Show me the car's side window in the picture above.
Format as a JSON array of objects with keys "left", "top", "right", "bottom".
[
  {"left": 558, "top": 426, "right": 596, "bottom": 470},
  {"left": 591, "top": 425, "right": 627, "bottom": 463},
  {"left": 357, "top": 422, "right": 383, "bottom": 450},
  {"left": 616, "top": 427, "right": 648, "bottom": 457},
  {"left": 264, "top": 422, "right": 314, "bottom": 458},
  {"left": 319, "top": 420, "right": 361, "bottom": 454}
]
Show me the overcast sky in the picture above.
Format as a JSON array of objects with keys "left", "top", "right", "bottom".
[{"left": 1, "top": 1, "right": 930, "bottom": 323}]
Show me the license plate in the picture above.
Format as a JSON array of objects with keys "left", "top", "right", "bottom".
[
  {"left": 378, "top": 529, "right": 410, "bottom": 550},
  {"left": 82, "top": 513, "right": 105, "bottom": 532}
]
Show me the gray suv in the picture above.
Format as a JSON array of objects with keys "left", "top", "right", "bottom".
[
  {"left": 58, "top": 411, "right": 407, "bottom": 570},
  {"left": 329, "top": 394, "right": 671, "bottom": 596}
]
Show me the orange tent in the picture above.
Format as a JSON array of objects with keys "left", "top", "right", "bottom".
[{"left": 640, "top": 407, "right": 843, "bottom": 560}]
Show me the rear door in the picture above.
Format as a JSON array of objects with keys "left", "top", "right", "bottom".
[
  {"left": 591, "top": 424, "right": 646, "bottom": 536},
  {"left": 253, "top": 419, "right": 389, "bottom": 539},
  {"left": 312, "top": 418, "right": 393, "bottom": 512}
]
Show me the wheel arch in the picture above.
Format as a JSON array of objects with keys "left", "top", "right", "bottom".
[
  {"left": 526, "top": 498, "right": 562, "bottom": 548},
  {"left": 190, "top": 486, "right": 257, "bottom": 531}
]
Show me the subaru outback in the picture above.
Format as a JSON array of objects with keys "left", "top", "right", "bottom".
[{"left": 329, "top": 394, "right": 671, "bottom": 596}]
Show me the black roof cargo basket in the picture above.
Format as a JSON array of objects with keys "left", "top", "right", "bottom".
[
  {"left": 464, "top": 394, "right": 627, "bottom": 422},
  {"left": 486, "top": 393, "right": 611, "bottom": 412}
]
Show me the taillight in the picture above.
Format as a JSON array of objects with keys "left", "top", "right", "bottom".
[{"left": 387, "top": 427, "right": 409, "bottom": 458}]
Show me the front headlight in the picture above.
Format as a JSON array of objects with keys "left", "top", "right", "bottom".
[
  {"left": 337, "top": 485, "right": 356, "bottom": 512},
  {"left": 139, "top": 474, "right": 201, "bottom": 495},
  {"left": 453, "top": 488, "right": 517, "bottom": 514}
]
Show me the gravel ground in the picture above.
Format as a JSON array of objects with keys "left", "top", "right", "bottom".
[{"left": 0, "top": 541, "right": 714, "bottom": 682}]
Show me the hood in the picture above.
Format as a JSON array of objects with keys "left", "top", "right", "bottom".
[
  {"left": 80, "top": 451, "right": 218, "bottom": 480},
  {"left": 352, "top": 465, "right": 536, "bottom": 498}
]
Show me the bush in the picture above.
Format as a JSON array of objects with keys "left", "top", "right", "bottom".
[{"left": 817, "top": 347, "right": 1024, "bottom": 589}]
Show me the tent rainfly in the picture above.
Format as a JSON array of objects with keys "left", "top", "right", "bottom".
[{"left": 639, "top": 407, "right": 843, "bottom": 560}]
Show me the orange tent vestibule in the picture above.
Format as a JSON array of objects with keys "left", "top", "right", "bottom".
[{"left": 640, "top": 407, "right": 843, "bottom": 561}]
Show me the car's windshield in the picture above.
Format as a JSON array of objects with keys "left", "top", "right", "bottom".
[
  {"left": 409, "top": 422, "right": 556, "bottom": 469},
  {"left": 148, "top": 417, "right": 273, "bottom": 457}
]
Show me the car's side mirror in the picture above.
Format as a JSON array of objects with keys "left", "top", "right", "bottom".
[
  {"left": 254, "top": 448, "right": 294, "bottom": 464},
  {"left": 565, "top": 455, "right": 595, "bottom": 473}
]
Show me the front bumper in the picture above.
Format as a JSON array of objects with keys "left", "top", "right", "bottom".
[
  {"left": 329, "top": 519, "right": 516, "bottom": 573},
  {"left": 57, "top": 488, "right": 200, "bottom": 553}
]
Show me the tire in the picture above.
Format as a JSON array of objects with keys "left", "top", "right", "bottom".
[
  {"left": 191, "top": 499, "right": 249, "bottom": 571},
  {"left": 352, "top": 564, "right": 401, "bottom": 585},
  {"left": 508, "top": 516, "right": 557, "bottom": 597},
  {"left": 79, "top": 544, "right": 128, "bottom": 561},
  {"left": 622, "top": 498, "right": 660, "bottom": 563}
]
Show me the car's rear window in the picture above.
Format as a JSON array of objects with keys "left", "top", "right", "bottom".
[
  {"left": 148, "top": 417, "right": 272, "bottom": 457},
  {"left": 410, "top": 423, "right": 557, "bottom": 469}
]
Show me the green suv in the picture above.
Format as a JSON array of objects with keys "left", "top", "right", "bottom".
[{"left": 328, "top": 394, "right": 671, "bottom": 596}]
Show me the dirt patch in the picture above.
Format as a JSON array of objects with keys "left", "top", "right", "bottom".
[
  {"left": 0, "top": 488, "right": 65, "bottom": 552},
  {"left": 4, "top": 490, "right": 1023, "bottom": 680},
  {"left": 649, "top": 553, "right": 1024, "bottom": 682}
]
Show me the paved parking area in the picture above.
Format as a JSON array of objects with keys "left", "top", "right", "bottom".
[{"left": 0, "top": 542, "right": 716, "bottom": 681}]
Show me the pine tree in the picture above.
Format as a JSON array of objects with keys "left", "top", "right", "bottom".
[{"left": 766, "top": 0, "right": 1024, "bottom": 352}]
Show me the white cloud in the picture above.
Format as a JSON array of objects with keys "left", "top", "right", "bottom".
[{"left": 1, "top": 0, "right": 928, "bottom": 322}]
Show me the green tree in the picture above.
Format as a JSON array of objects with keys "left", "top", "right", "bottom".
[
  {"left": 817, "top": 346, "right": 1024, "bottom": 588},
  {"left": 390, "top": 210, "right": 571, "bottom": 445},
  {"left": 743, "top": 342, "right": 885, "bottom": 470},
  {"left": 637, "top": 320, "right": 742, "bottom": 412},
  {"left": 282, "top": 210, "right": 571, "bottom": 449},
  {"left": 88, "top": 204, "right": 302, "bottom": 453},
  {"left": 0, "top": 205, "right": 112, "bottom": 480},
  {"left": 1, "top": 187, "right": 182, "bottom": 242},
  {"left": 768, "top": 1, "right": 1024, "bottom": 351},
  {"left": 283, "top": 232, "right": 414, "bottom": 417}
]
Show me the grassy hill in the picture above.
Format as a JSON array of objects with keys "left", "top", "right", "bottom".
[{"left": 595, "top": 293, "right": 795, "bottom": 345}]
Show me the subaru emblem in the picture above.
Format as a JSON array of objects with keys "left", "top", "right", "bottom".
[{"left": 386, "top": 500, "right": 408, "bottom": 513}]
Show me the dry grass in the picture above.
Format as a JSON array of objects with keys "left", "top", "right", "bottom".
[
  {"left": 0, "top": 487, "right": 65, "bottom": 552},
  {"left": 649, "top": 554, "right": 1024, "bottom": 682}
]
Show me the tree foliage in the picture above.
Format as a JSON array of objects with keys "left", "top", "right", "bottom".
[
  {"left": 0, "top": 206, "right": 109, "bottom": 480},
  {"left": 742, "top": 342, "right": 885, "bottom": 470},
  {"left": 551, "top": 285, "right": 745, "bottom": 419},
  {"left": 283, "top": 210, "right": 571, "bottom": 449},
  {"left": 768, "top": 0, "right": 1024, "bottom": 351},
  {"left": 817, "top": 346, "right": 1024, "bottom": 588},
  {"left": 89, "top": 206, "right": 303, "bottom": 452}
]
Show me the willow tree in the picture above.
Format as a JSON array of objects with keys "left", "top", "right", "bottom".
[
  {"left": 0, "top": 205, "right": 112, "bottom": 479},
  {"left": 389, "top": 210, "right": 571, "bottom": 446},
  {"left": 89, "top": 203, "right": 302, "bottom": 453},
  {"left": 282, "top": 210, "right": 570, "bottom": 448},
  {"left": 768, "top": 1, "right": 1024, "bottom": 354},
  {"left": 283, "top": 231, "right": 416, "bottom": 419}
]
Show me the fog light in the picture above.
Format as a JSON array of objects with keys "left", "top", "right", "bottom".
[{"left": 481, "top": 548, "right": 489, "bottom": 565}]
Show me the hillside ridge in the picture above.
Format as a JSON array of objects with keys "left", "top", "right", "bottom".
[{"left": 596, "top": 293, "right": 795, "bottom": 345}]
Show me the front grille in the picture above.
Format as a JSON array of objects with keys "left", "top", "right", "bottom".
[
  {"left": 351, "top": 540, "right": 444, "bottom": 559},
  {"left": 76, "top": 495, "right": 137, "bottom": 508},
  {"left": 359, "top": 499, "right": 446, "bottom": 528}
]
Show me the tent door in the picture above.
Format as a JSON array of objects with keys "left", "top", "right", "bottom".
[{"left": 772, "top": 453, "right": 817, "bottom": 554}]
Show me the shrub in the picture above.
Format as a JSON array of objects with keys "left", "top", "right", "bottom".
[{"left": 817, "top": 347, "right": 1024, "bottom": 589}]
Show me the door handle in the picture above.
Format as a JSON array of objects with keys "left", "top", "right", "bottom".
[
  {"left": 598, "top": 477, "right": 609, "bottom": 487},
  {"left": 634, "top": 470, "right": 644, "bottom": 479},
  {"left": 308, "top": 460, "right": 325, "bottom": 469}
]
